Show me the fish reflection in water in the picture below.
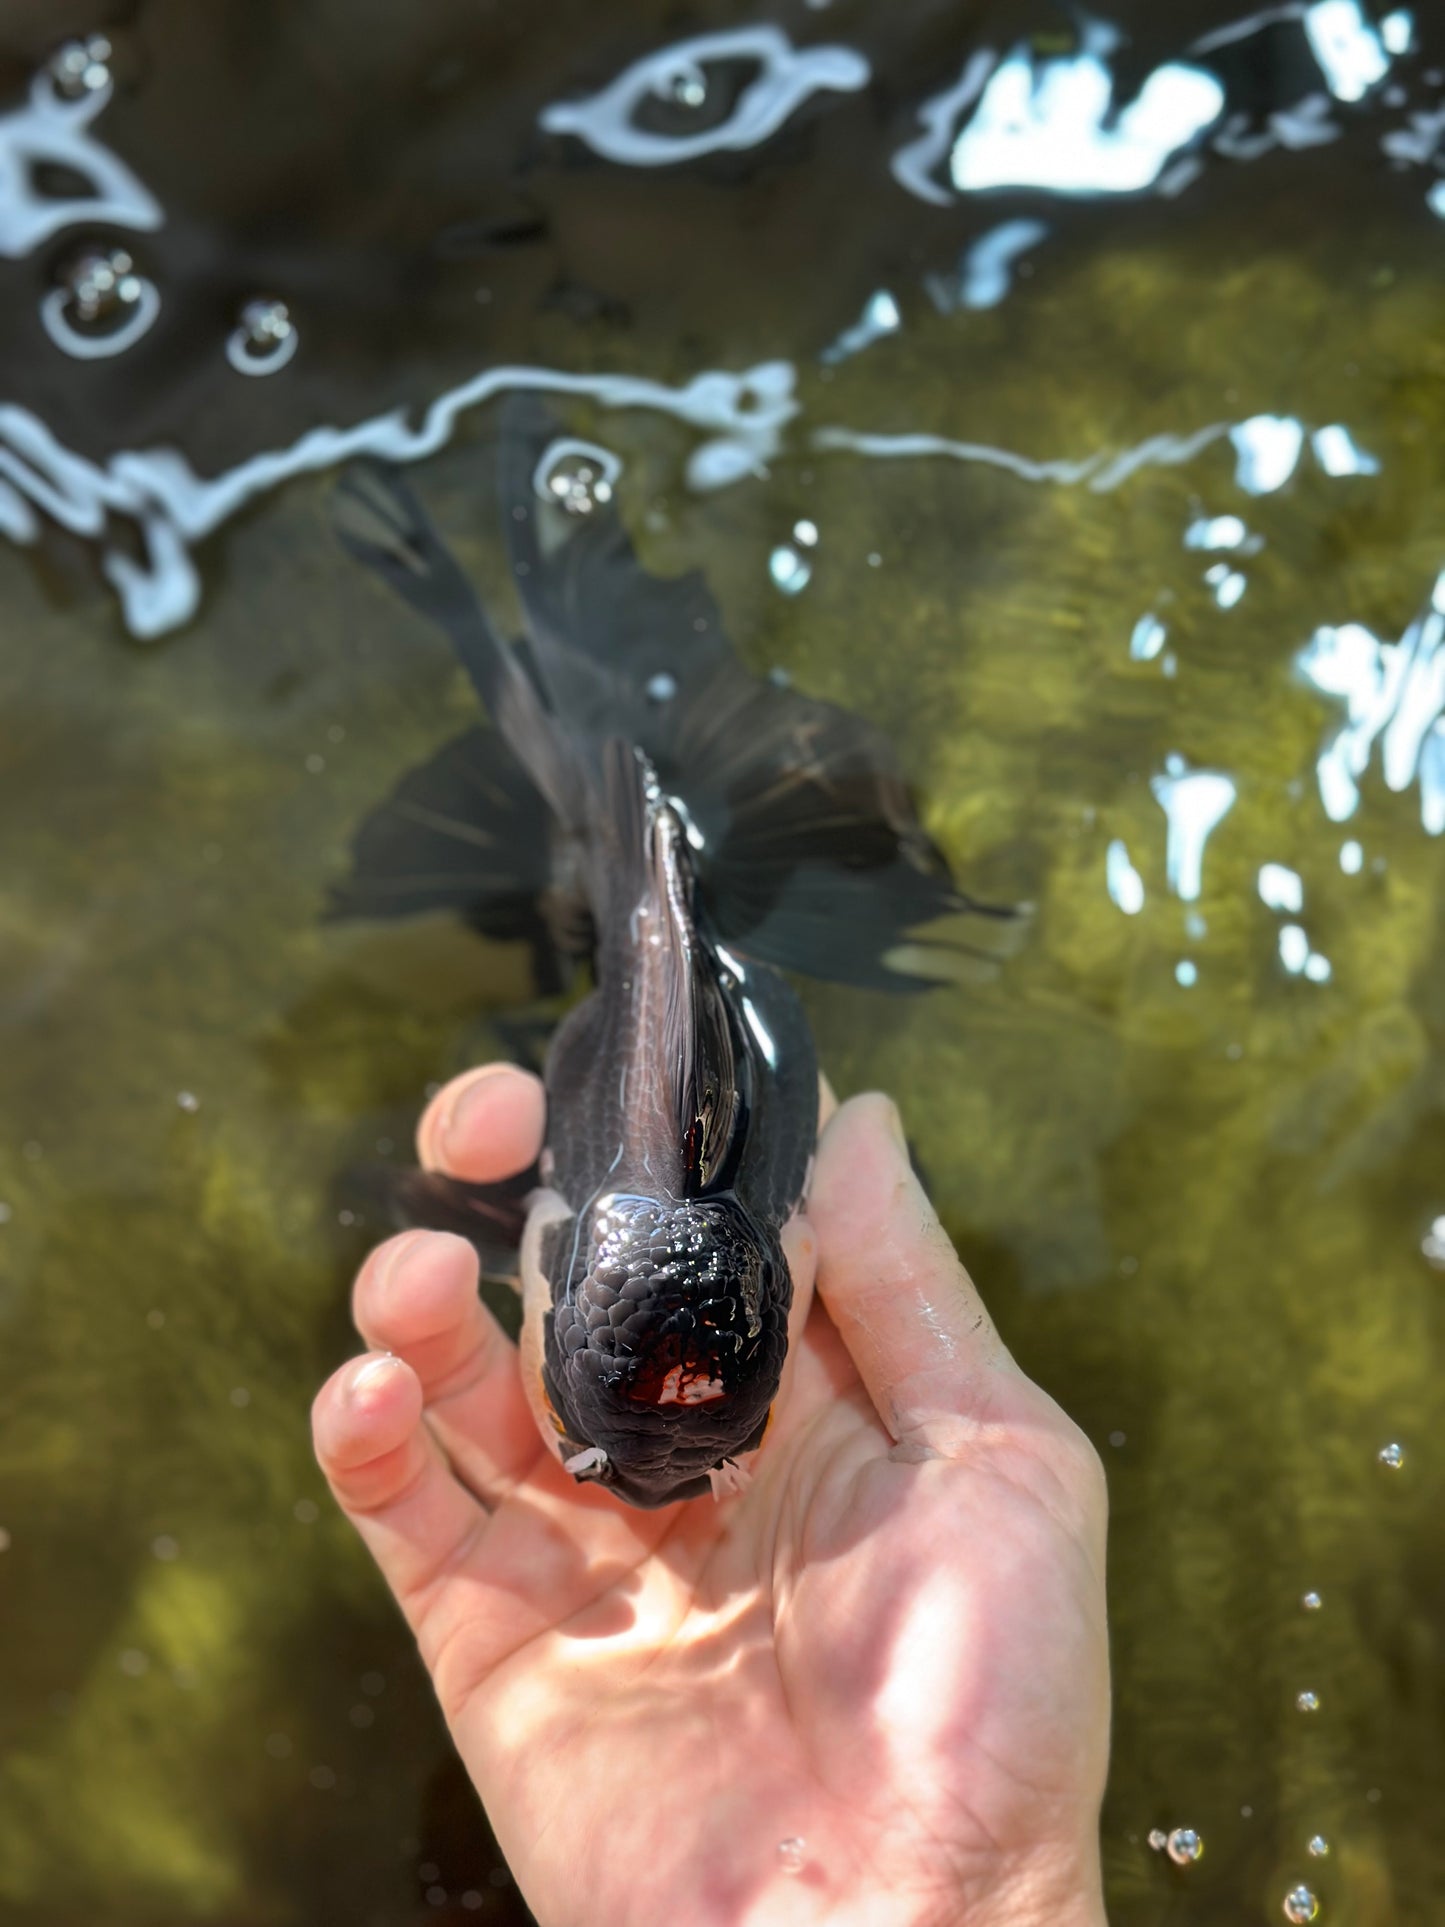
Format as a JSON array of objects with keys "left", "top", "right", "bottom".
[{"left": 329, "top": 400, "right": 1007, "bottom": 1507}]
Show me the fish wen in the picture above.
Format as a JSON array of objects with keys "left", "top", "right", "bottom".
[{"left": 329, "top": 398, "right": 1006, "bottom": 1506}]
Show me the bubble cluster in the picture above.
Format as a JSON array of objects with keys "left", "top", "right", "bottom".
[
  {"left": 1148, "top": 1825, "right": 1203, "bottom": 1864},
  {"left": 46, "top": 34, "right": 113, "bottom": 100},
  {"left": 533, "top": 438, "right": 620, "bottom": 517},
  {"left": 548, "top": 455, "right": 613, "bottom": 515},
  {"left": 226, "top": 297, "right": 298, "bottom": 376},
  {"left": 43, "top": 245, "right": 159, "bottom": 359}
]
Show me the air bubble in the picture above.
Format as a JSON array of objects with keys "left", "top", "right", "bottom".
[
  {"left": 769, "top": 545, "right": 811, "bottom": 594},
  {"left": 176, "top": 1091, "right": 199, "bottom": 1112},
  {"left": 43, "top": 245, "right": 159, "bottom": 359},
  {"left": 1283, "top": 1885, "right": 1319, "bottom": 1923},
  {"left": 1147, "top": 1829, "right": 1168, "bottom": 1852},
  {"left": 151, "top": 1534, "right": 179, "bottom": 1561},
  {"left": 1301, "top": 1590, "right": 1323, "bottom": 1611},
  {"left": 777, "top": 1837, "right": 805, "bottom": 1874},
  {"left": 665, "top": 62, "right": 709, "bottom": 109},
  {"left": 1166, "top": 1827, "right": 1203, "bottom": 1865},
  {"left": 226, "top": 297, "right": 298, "bottom": 377},
  {"left": 646, "top": 673, "right": 678, "bottom": 703},
  {"left": 1296, "top": 1690, "right": 1320, "bottom": 1712},
  {"left": 1378, "top": 1441, "right": 1404, "bottom": 1470},
  {"left": 1307, "top": 1836, "right": 1330, "bottom": 1858}
]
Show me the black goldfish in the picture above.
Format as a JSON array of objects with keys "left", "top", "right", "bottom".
[{"left": 331, "top": 402, "right": 1001, "bottom": 1506}]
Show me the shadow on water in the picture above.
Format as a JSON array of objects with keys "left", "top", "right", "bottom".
[{"left": 3, "top": 0, "right": 1445, "bottom": 1921}]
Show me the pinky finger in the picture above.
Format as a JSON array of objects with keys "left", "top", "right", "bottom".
[{"left": 312, "top": 1353, "right": 485, "bottom": 1622}]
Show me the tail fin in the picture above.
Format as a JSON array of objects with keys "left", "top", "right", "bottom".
[
  {"left": 336, "top": 412, "right": 1017, "bottom": 997},
  {"left": 325, "top": 721, "right": 578, "bottom": 994},
  {"left": 332, "top": 463, "right": 581, "bottom": 828},
  {"left": 492, "top": 397, "right": 1017, "bottom": 992},
  {"left": 332, "top": 465, "right": 503, "bottom": 699}
]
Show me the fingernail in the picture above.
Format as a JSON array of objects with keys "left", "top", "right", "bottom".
[
  {"left": 376, "top": 1229, "right": 428, "bottom": 1292},
  {"left": 347, "top": 1354, "right": 403, "bottom": 1405},
  {"left": 883, "top": 1100, "right": 908, "bottom": 1149},
  {"left": 429, "top": 1065, "right": 508, "bottom": 1164}
]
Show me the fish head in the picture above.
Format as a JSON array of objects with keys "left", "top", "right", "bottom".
[{"left": 541, "top": 1190, "right": 791, "bottom": 1508}]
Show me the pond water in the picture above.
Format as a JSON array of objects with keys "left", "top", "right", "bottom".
[{"left": 2, "top": 1, "right": 1443, "bottom": 1922}]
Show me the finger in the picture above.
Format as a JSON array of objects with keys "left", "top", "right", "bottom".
[
  {"left": 417, "top": 1063, "right": 546, "bottom": 1179},
  {"left": 313, "top": 1352, "right": 486, "bottom": 1612},
  {"left": 809, "top": 1093, "right": 1020, "bottom": 1454},
  {"left": 818, "top": 1071, "right": 838, "bottom": 1130},
  {"left": 353, "top": 1231, "right": 543, "bottom": 1500},
  {"left": 779, "top": 1208, "right": 819, "bottom": 1379}
]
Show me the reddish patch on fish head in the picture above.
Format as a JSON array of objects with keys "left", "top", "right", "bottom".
[{"left": 626, "top": 1331, "right": 731, "bottom": 1407}]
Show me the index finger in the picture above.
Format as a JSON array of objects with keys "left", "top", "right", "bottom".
[{"left": 808, "top": 1093, "right": 1020, "bottom": 1455}]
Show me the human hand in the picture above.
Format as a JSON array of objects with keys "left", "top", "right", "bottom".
[{"left": 313, "top": 1065, "right": 1110, "bottom": 1927}]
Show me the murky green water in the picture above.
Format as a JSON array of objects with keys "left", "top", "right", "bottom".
[{"left": 3, "top": 2, "right": 1444, "bottom": 1922}]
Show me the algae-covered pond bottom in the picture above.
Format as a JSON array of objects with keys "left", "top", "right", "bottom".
[{"left": 1, "top": 2, "right": 1443, "bottom": 1922}]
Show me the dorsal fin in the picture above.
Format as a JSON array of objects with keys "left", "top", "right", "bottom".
[{"left": 595, "top": 740, "right": 748, "bottom": 1197}]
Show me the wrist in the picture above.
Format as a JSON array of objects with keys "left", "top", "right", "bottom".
[{"left": 957, "top": 1840, "right": 1107, "bottom": 1927}]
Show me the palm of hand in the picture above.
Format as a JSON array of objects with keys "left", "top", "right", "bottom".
[{"left": 315, "top": 1073, "right": 1109, "bottom": 1927}]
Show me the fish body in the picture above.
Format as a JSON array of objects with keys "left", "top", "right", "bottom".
[
  {"left": 332, "top": 401, "right": 999, "bottom": 1505},
  {"left": 524, "top": 748, "right": 811, "bottom": 1504}
]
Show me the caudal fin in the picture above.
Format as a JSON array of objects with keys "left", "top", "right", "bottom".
[
  {"left": 326, "top": 721, "right": 580, "bottom": 995},
  {"left": 332, "top": 462, "right": 581, "bottom": 827},
  {"left": 493, "top": 397, "right": 1017, "bottom": 992}
]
